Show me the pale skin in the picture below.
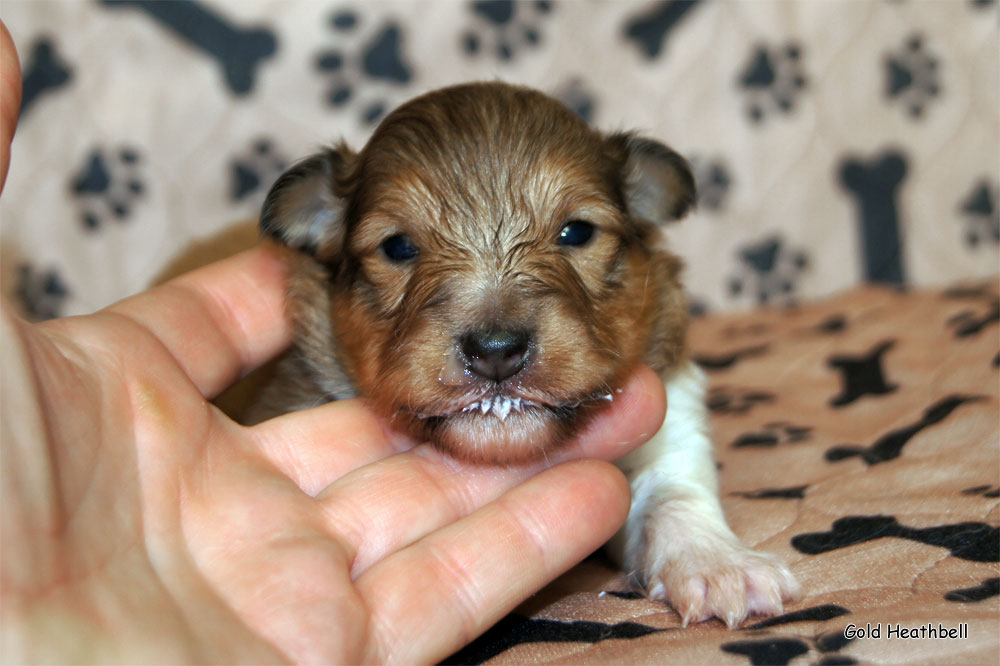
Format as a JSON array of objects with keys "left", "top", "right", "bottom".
[{"left": 0, "top": 23, "right": 668, "bottom": 665}]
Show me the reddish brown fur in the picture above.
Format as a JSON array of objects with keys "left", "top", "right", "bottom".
[{"left": 261, "top": 83, "right": 691, "bottom": 464}]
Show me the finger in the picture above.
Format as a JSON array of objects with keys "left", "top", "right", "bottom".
[
  {"left": 314, "top": 366, "right": 664, "bottom": 577},
  {"left": 250, "top": 398, "right": 417, "bottom": 496},
  {"left": 1, "top": 20, "right": 23, "bottom": 193},
  {"left": 534, "top": 364, "right": 666, "bottom": 464},
  {"left": 357, "top": 459, "right": 631, "bottom": 665},
  {"left": 101, "top": 244, "right": 292, "bottom": 398}
]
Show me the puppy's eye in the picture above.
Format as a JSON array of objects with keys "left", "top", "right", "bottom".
[
  {"left": 380, "top": 234, "right": 419, "bottom": 262},
  {"left": 557, "top": 220, "right": 596, "bottom": 247}
]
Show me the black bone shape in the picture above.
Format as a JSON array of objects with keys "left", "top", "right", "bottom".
[
  {"left": 827, "top": 339, "right": 898, "bottom": 407},
  {"left": 721, "top": 638, "right": 810, "bottom": 666},
  {"left": 443, "top": 613, "right": 663, "bottom": 665},
  {"left": 792, "top": 515, "right": 999, "bottom": 562},
  {"left": 945, "top": 577, "right": 999, "bottom": 602},
  {"left": 839, "top": 150, "right": 908, "bottom": 285},
  {"left": 826, "top": 394, "right": 985, "bottom": 465},
  {"left": 733, "top": 485, "right": 808, "bottom": 499},
  {"left": 19, "top": 38, "right": 73, "bottom": 117},
  {"left": 744, "top": 604, "right": 850, "bottom": 630},
  {"left": 101, "top": 0, "right": 276, "bottom": 95},
  {"left": 694, "top": 344, "right": 769, "bottom": 371},
  {"left": 624, "top": 0, "right": 704, "bottom": 59}
]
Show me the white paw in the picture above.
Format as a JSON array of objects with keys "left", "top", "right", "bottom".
[{"left": 639, "top": 537, "right": 800, "bottom": 628}]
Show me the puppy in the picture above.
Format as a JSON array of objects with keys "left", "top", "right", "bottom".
[{"left": 252, "top": 82, "right": 799, "bottom": 627}]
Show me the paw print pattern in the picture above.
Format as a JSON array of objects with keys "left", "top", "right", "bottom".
[
  {"left": 737, "top": 42, "right": 807, "bottom": 123},
  {"left": 19, "top": 38, "right": 73, "bottom": 117},
  {"left": 728, "top": 235, "right": 809, "bottom": 306},
  {"left": 959, "top": 180, "right": 1000, "bottom": 248},
  {"left": 15, "top": 263, "right": 70, "bottom": 321},
  {"left": 462, "top": 0, "right": 553, "bottom": 62},
  {"left": 553, "top": 77, "right": 597, "bottom": 124},
  {"left": 690, "top": 156, "right": 732, "bottom": 212},
  {"left": 71, "top": 146, "right": 146, "bottom": 231},
  {"left": 314, "top": 10, "right": 414, "bottom": 125},
  {"left": 885, "top": 34, "right": 941, "bottom": 118},
  {"left": 230, "top": 138, "right": 287, "bottom": 202}
]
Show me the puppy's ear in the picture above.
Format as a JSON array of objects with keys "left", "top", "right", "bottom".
[
  {"left": 610, "top": 133, "right": 696, "bottom": 224},
  {"left": 260, "top": 145, "right": 355, "bottom": 262}
]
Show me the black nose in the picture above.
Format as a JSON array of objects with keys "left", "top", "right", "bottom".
[{"left": 460, "top": 329, "right": 531, "bottom": 382}]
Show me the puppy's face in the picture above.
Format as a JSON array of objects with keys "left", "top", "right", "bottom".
[{"left": 262, "top": 83, "right": 694, "bottom": 463}]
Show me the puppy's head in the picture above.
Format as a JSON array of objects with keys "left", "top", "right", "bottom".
[{"left": 262, "top": 83, "right": 694, "bottom": 464}]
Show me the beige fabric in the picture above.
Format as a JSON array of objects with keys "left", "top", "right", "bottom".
[{"left": 453, "top": 281, "right": 999, "bottom": 665}]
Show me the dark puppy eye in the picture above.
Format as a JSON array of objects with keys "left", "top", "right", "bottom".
[
  {"left": 557, "top": 220, "right": 596, "bottom": 247},
  {"left": 381, "top": 234, "right": 419, "bottom": 262}
]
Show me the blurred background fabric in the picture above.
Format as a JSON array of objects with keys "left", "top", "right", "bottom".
[{"left": 0, "top": 0, "right": 996, "bottom": 319}]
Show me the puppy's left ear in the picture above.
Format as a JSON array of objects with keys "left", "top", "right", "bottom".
[{"left": 610, "top": 133, "right": 696, "bottom": 224}]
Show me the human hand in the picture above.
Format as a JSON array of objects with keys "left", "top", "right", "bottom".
[{"left": 0, "top": 23, "right": 666, "bottom": 665}]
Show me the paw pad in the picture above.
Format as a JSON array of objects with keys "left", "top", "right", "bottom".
[
  {"left": 15, "top": 263, "right": 70, "bottom": 321},
  {"left": 230, "top": 138, "right": 287, "bottom": 202},
  {"left": 728, "top": 235, "right": 809, "bottom": 306},
  {"left": 71, "top": 146, "right": 146, "bottom": 231},
  {"left": 738, "top": 42, "right": 807, "bottom": 123},
  {"left": 314, "top": 11, "right": 414, "bottom": 124},
  {"left": 885, "top": 33, "right": 940, "bottom": 118},
  {"left": 462, "top": 0, "right": 553, "bottom": 61}
]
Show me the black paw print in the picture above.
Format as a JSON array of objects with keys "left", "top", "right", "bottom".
[
  {"left": 690, "top": 156, "right": 732, "bottom": 212},
  {"left": 886, "top": 34, "right": 941, "bottom": 118},
  {"left": 462, "top": 0, "right": 553, "bottom": 61},
  {"left": 959, "top": 179, "right": 999, "bottom": 248},
  {"left": 230, "top": 138, "right": 287, "bottom": 202},
  {"left": 314, "top": 10, "right": 414, "bottom": 125},
  {"left": 552, "top": 77, "right": 596, "bottom": 123},
  {"left": 728, "top": 235, "right": 809, "bottom": 306},
  {"left": 737, "top": 42, "right": 807, "bottom": 123},
  {"left": 15, "top": 263, "right": 69, "bottom": 321},
  {"left": 71, "top": 146, "right": 145, "bottom": 231}
]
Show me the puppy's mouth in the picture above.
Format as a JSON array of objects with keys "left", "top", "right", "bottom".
[{"left": 411, "top": 388, "right": 616, "bottom": 424}]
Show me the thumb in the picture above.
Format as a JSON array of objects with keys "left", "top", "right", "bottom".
[{"left": 0, "top": 20, "right": 23, "bottom": 194}]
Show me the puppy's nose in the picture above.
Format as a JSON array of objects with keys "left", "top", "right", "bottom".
[{"left": 460, "top": 329, "right": 531, "bottom": 382}]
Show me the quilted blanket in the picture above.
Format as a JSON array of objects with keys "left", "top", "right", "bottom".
[{"left": 447, "top": 281, "right": 999, "bottom": 666}]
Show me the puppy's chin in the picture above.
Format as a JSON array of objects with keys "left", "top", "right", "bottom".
[{"left": 412, "top": 406, "right": 581, "bottom": 465}]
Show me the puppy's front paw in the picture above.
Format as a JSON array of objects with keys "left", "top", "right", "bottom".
[{"left": 639, "top": 535, "right": 800, "bottom": 628}]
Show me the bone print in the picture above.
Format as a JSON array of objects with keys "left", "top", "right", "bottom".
[
  {"left": 623, "top": 0, "right": 705, "bottom": 59},
  {"left": 838, "top": 150, "right": 908, "bottom": 286},
  {"left": 827, "top": 340, "right": 898, "bottom": 408},
  {"left": 101, "top": 0, "right": 276, "bottom": 95}
]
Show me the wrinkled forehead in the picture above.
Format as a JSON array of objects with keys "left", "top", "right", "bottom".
[{"left": 354, "top": 112, "right": 625, "bottom": 240}]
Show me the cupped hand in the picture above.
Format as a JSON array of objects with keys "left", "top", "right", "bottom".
[
  {"left": 0, "top": 21, "right": 666, "bottom": 664},
  {"left": 0, "top": 247, "right": 665, "bottom": 664}
]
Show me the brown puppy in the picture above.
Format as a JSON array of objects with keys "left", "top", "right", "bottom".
[{"left": 256, "top": 82, "right": 799, "bottom": 626}]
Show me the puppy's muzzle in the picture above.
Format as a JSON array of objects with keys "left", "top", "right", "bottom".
[{"left": 460, "top": 329, "right": 532, "bottom": 382}]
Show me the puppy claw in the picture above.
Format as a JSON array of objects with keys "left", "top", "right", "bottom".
[{"left": 640, "top": 540, "right": 799, "bottom": 629}]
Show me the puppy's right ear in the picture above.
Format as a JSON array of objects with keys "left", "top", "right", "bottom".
[
  {"left": 260, "top": 145, "right": 355, "bottom": 262},
  {"left": 609, "top": 133, "right": 696, "bottom": 225}
]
